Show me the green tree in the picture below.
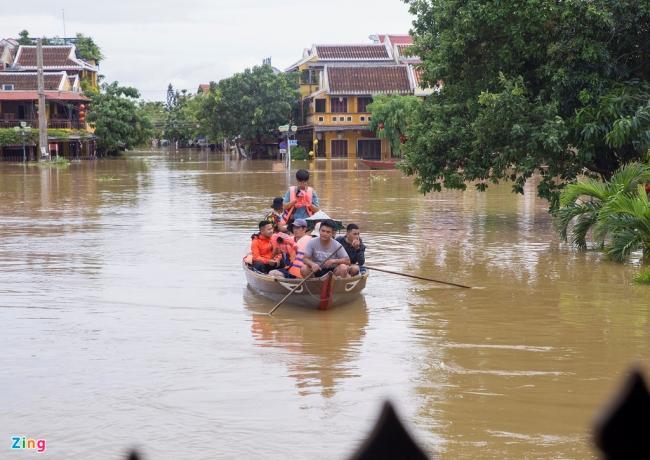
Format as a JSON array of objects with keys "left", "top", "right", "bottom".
[
  {"left": 74, "top": 33, "right": 103, "bottom": 64},
  {"left": 597, "top": 186, "right": 650, "bottom": 262},
  {"left": 368, "top": 95, "right": 421, "bottom": 156},
  {"left": 17, "top": 30, "right": 31, "bottom": 45},
  {"left": 163, "top": 85, "right": 200, "bottom": 146},
  {"left": 404, "top": 0, "right": 650, "bottom": 207},
  {"left": 200, "top": 65, "right": 299, "bottom": 151},
  {"left": 554, "top": 162, "right": 650, "bottom": 249},
  {"left": 87, "top": 82, "right": 152, "bottom": 155},
  {"left": 138, "top": 101, "right": 166, "bottom": 140}
]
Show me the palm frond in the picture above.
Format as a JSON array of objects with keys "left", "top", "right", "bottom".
[
  {"left": 609, "top": 162, "right": 650, "bottom": 193},
  {"left": 559, "top": 179, "right": 608, "bottom": 206}
]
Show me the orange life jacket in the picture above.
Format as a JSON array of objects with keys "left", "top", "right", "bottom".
[
  {"left": 288, "top": 234, "right": 312, "bottom": 278},
  {"left": 283, "top": 186, "right": 314, "bottom": 222}
]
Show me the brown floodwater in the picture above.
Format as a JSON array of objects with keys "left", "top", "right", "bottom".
[{"left": 1, "top": 150, "right": 648, "bottom": 459}]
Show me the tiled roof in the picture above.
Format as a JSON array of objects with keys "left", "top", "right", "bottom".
[
  {"left": 198, "top": 84, "right": 210, "bottom": 93},
  {"left": 396, "top": 44, "right": 418, "bottom": 59},
  {"left": 316, "top": 44, "right": 391, "bottom": 61},
  {"left": 0, "top": 72, "right": 66, "bottom": 90},
  {"left": 14, "top": 45, "right": 88, "bottom": 69},
  {"left": 327, "top": 66, "right": 412, "bottom": 95},
  {"left": 377, "top": 34, "right": 413, "bottom": 45}
]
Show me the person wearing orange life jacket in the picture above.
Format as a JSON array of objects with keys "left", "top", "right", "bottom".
[
  {"left": 286, "top": 219, "right": 312, "bottom": 278},
  {"left": 268, "top": 231, "right": 299, "bottom": 278},
  {"left": 251, "top": 220, "right": 282, "bottom": 273},
  {"left": 282, "top": 169, "right": 319, "bottom": 223}
]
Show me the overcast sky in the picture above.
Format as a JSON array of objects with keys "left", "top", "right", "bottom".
[{"left": 1, "top": 0, "right": 414, "bottom": 100}]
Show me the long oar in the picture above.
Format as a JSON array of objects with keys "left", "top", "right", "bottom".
[
  {"left": 267, "top": 246, "right": 342, "bottom": 316},
  {"left": 364, "top": 265, "right": 475, "bottom": 289}
]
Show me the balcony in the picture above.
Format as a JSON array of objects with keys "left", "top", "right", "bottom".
[
  {"left": 306, "top": 112, "right": 372, "bottom": 127},
  {"left": 0, "top": 118, "right": 86, "bottom": 130}
]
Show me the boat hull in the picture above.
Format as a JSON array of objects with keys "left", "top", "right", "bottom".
[{"left": 243, "top": 263, "right": 368, "bottom": 309}]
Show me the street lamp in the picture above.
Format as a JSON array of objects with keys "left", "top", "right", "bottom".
[
  {"left": 13, "top": 122, "right": 32, "bottom": 163},
  {"left": 278, "top": 124, "right": 297, "bottom": 167}
]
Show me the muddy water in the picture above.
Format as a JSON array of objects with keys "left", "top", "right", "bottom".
[{"left": 1, "top": 151, "right": 648, "bottom": 459}]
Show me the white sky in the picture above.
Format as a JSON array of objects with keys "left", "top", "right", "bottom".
[{"left": 0, "top": 0, "right": 414, "bottom": 100}]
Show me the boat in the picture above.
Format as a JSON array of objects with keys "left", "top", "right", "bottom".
[
  {"left": 243, "top": 261, "right": 368, "bottom": 309},
  {"left": 360, "top": 159, "right": 400, "bottom": 170}
]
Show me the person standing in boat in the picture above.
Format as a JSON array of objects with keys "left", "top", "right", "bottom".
[
  {"left": 251, "top": 220, "right": 283, "bottom": 273},
  {"left": 282, "top": 169, "right": 319, "bottom": 224},
  {"left": 336, "top": 223, "right": 366, "bottom": 276},
  {"left": 302, "top": 219, "right": 350, "bottom": 278}
]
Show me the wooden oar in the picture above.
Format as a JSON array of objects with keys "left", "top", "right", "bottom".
[
  {"left": 364, "top": 265, "right": 475, "bottom": 289},
  {"left": 267, "top": 246, "right": 343, "bottom": 316}
]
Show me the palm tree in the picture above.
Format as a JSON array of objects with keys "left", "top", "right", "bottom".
[
  {"left": 554, "top": 162, "right": 650, "bottom": 250},
  {"left": 596, "top": 186, "right": 650, "bottom": 262}
]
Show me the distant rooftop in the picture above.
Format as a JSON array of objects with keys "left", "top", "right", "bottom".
[
  {"left": 315, "top": 44, "right": 391, "bottom": 61},
  {"left": 327, "top": 66, "right": 412, "bottom": 95}
]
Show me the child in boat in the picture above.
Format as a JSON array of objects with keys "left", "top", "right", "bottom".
[
  {"left": 265, "top": 197, "right": 287, "bottom": 233},
  {"left": 268, "top": 231, "right": 298, "bottom": 278}
]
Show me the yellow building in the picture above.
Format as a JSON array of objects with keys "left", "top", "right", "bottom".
[{"left": 286, "top": 40, "right": 427, "bottom": 160}]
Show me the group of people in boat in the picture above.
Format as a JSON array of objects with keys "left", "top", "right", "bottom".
[{"left": 245, "top": 169, "right": 366, "bottom": 279}]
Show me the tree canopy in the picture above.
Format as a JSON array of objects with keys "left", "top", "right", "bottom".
[
  {"left": 17, "top": 30, "right": 31, "bottom": 45},
  {"left": 87, "top": 82, "right": 152, "bottom": 155},
  {"left": 74, "top": 33, "right": 103, "bottom": 64},
  {"left": 368, "top": 95, "right": 422, "bottom": 155},
  {"left": 403, "top": 0, "right": 650, "bottom": 207},
  {"left": 198, "top": 65, "right": 299, "bottom": 144}
]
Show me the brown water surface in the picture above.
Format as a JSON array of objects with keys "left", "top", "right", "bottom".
[{"left": 1, "top": 151, "right": 649, "bottom": 459}]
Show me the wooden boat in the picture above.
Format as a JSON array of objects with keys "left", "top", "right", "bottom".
[
  {"left": 243, "top": 261, "right": 368, "bottom": 309},
  {"left": 360, "top": 159, "right": 400, "bottom": 170}
]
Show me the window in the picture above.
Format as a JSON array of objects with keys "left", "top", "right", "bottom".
[
  {"left": 330, "top": 97, "right": 347, "bottom": 113},
  {"left": 357, "top": 96, "right": 373, "bottom": 113},
  {"left": 360, "top": 116, "right": 366, "bottom": 122},
  {"left": 318, "top": 116, "right": 324, "bottom": 122},
  {"left": 301, "top": 69, "right": 316, "bottom": 85},
  {"left": 18, "top": 105, "right": 25, "bottom": 119},
  {"left": 347, "top": 116, "right": 352, "bottom": 122},
  {"left": 315, "top": 99, "right": 326, "bottom": 113},
  {"left": 1, "top": 84, "right": 14, "bottom": 91},
  {"left": 331, "top": 139, "right": 348, "bottom": 157}
]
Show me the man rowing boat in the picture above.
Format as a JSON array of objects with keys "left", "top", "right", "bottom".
[{"left": 301, "top": 219, "right": 351, "bottom": 278}]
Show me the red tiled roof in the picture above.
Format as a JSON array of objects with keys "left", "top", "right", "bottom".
[
  {"left": 0, "top": 72, "right": 65, "bottom": 90},
  {"left": 0, "top": 90, "right": 89, "bottom": 101},
  {"left": 316, "top": 45, "right": 391, "bottom": 60},
  {"left": 377, "top": 34, "right": 413, "bottom": 46},
  {"left": 15, "top": 46, "right": 82, "bottom": 69},
  {"left": 388, "top": 35, "right": 413, "bottom": 45},
  {"left": 327, "top": 66, "right": 412, "bottom": 95},
  {"left": 198, "top": 84, "right": 210, "bottom": 93}
]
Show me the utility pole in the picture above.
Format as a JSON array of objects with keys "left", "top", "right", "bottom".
[
  {"left": 37, "top": 39, "right": 49, "bottom": 160},
  {"left": 62, "top": 10, "right": 67, "bottom": 41}
]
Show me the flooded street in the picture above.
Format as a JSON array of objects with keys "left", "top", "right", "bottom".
[{"left": 1, "top": 150, "right": 649, "bottom": 459}]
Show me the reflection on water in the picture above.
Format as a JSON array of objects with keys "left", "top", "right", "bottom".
[
  {"left": 244, "top": 289, "right": 368, "bottom": 398},
  {"left": 1, "top": 150, "right": 649, "bottom": 459}
]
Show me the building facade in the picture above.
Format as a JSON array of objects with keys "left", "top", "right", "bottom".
[
  {"left": 0, "top": 41, "right": 98, "bottom": 160},
  {"left": 286, "top": 34, "right": 431, "bottom": 160}
]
